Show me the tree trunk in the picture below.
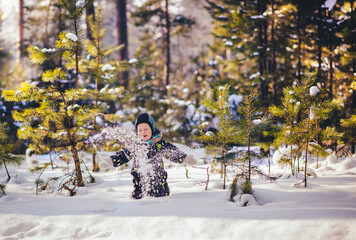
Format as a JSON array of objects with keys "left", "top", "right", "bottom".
[
  {"left": 86, "top": 1, "right": 95, "bottom": 40},
  {"left": 3, "top": 161, "right": 11, "bottom": 182},
  {"left": 257, "top": 0, "right": 267, "bottom": 101},
  {"left": 72, "top": 145, "right": 84, "bottom": 187},
  {"left": 248, "top": 133, "right": 251, "bottom": 181},
  {"left": 297, "top": 5, "right": 302, "bottom": 81},
  {"left": 92, "top": 8, "right": 101, "bottom": 172},
  {"left": 328, "top": 35, "right": 334, "bottom": 99},
  {"left": 18, "top": 0, "right": 25, "bottom": 60},
  {"left": 116, "top": 0, "right": 129, "bottom": 88},
  {"left": 271, "top": 0, "right": 277, "bottom": 103},
  {"left": 316, "top": 8, "right": 323, "bottom": 83},
  {"left": 163, "top": 0, "right": 171, "bottom": 97},
  {"left": 304, "top": 108, "right": 311, "bottom": 187}
]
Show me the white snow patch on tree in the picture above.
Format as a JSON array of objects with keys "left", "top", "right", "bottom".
[
  {"left": 129, "top": 58, "right": 138, "bottom": 64},
  {"left": 322, "top": 0, "right": 337, "bottom": 11},
  {"left": 310, "top": 86, "right": 320, "bottom": 96},
  {"left": 65, "top": 33, "right": 78, "bottom": 42},
  {"left": 228, "top": 94, "right": 243, "bottom": 107},
  {"left": 249, "top": 72, "right": 260, "bottom": 79},
  {"left": 101, "top": 64, "right": 116, "bottom": 72}
]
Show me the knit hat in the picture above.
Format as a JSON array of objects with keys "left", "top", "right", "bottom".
[{"left": 135, "top": 113, "right": 156, "bottom": 134}]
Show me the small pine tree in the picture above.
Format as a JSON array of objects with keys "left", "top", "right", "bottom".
[
  {"left": 236, "top": 88, "right": 270, "bottom": 181},
  {"left": 199, "top": 85, "right": 241, "bottom": 189},
  {"left": 271, "top": 71, "right": 343, "bottom": 187},
  {"left": 229, "top": 88, "right": 270, "bottom": 199}
]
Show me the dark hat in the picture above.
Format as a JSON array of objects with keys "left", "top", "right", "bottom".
[{"left": 135, "top": 113, "right": 156, "bottom": 133}]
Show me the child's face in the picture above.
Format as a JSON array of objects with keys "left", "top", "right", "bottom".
[{"left": 137, "top": 123, "right": 152, "bottom": 141}]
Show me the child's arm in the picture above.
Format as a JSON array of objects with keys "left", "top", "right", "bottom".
[
  {"left": 154, "top": 138, "right": 187, "bottom": 164},
  {"left": 110, "top": 148, "right": 131, "bottom": 167}
]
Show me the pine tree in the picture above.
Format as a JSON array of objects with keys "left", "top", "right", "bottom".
[
  {"left": 271, "top": 71, "right": 343, "bottom": 187},
  {"left": 131, "top": 0, "right": 195, "bottom": 96},
  {"left": 2, "top": 0, "right": 125, "bottom": 194},
  {"left": 199, "top": 85, "right": 241, "bottom": 189},
  {"left": 235, "top": 88, "right": 270, "bottom": 180}
]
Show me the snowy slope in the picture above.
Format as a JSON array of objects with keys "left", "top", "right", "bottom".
[{"left": 1, "top": 150, "right": 356, "bottom": 240}]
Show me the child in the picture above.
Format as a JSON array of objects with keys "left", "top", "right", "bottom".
[{"left": 111, "top": 113, "right": 196, "bottom": 199}]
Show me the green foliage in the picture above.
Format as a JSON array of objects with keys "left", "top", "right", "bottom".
[
  {"left": 0, "top": 123, "right": 24, "bottom": 180},
  {"left": 198, "top": 85, "right": 241, "bottom": 189},
  {"left": 270, "top": 71, "right": 344, "bottom": 186},
  {"left": 1, "top": 1, "right": 127, "bottom": 189},
  {"left": 235, "top": 88, "right": 270, "bottom": 181},
  {"left": 341, "top": 115, "right": 356, "bottom": 129},
  {"left": 241, "top": 179, "right": 253, "bottom": 195}
]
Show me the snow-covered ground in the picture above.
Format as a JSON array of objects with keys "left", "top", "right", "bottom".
[{"left": 1, "top": 148, "right": 356, "bottom": 240}]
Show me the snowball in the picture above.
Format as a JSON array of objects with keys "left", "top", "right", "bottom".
[
  {"left": 310, "top": 86, "right": 320, "bottom": 96},
  {"left": 100, "top": 88, "right": 106, "bottom": 94},
  {"left": 289, "top": 91, "right": 294, "bottom": 95},
  {"left": 65, "top": 33, "right": 78, "bottom": 42},
  {"left": 296, "top": 101, "right": 301, "bottom": 106},
  {"left": 101, "top": 64, "right": 116, "bottom": 72},
  {"left": 218, "top": 86, "right": 225, "bottom": 90},
  {"left": 183, "top": 88, "right": 189, "bottom": 93}
]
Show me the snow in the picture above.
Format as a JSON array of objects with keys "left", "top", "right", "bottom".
[
  {"left": 322, "top": 0, "right": 337, "bottom": 11},
  {"left": 65, "top": 33, "right": 78, "bottom": 42},
  {"left": 310, "top": 86, "right": 320, "bottom": 96},
  {"left": 1, "top": 140, "right": 356, "bottom": 239},
  {"left": 76, "top": 0, "right": 86, "bottom": 8},
  {"left": 101, "top": 64, "right": 116, "bottom": 72},
  {"left": 129, "top": 58, "right": 138, "bottom": 64}
]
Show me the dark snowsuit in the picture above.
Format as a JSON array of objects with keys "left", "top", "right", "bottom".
[{"left": 111, "top": 138, "right": 186, "bottom": 199}]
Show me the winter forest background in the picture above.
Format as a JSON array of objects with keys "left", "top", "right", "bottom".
[{"left": 0, "top": 0, "right": 356, "bottom": 239}]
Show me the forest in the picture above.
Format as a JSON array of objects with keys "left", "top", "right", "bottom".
[
  {"left": 0, "top": 0, "right": 355, "bottom": 191},
  {"left": 0, "top": 1, "right": 356, "bottom": 239}
]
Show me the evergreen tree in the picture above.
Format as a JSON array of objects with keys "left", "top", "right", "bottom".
[
  {"left": 2, "top": 0, "right": 124, "bottom": 194},
  {"left": 199, "top": 85, "right": 241, "bottom": 189},
  {"left": 131, "top": 0, "right": 195, "bottom": 96},
  {"left": 270, "top": 72, "right": 343, "bottom": 187},
  {"left": 235, "top": 88, "right": 270, "bottom": 180}
]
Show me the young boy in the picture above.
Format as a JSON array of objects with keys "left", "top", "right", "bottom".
[{"left": 111, "top": 113, "right": 196, "bottom": 199}]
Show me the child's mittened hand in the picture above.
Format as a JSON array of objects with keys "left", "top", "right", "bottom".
[{"left": 183, "top": 155, "right": 198, "bottom": 165}]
